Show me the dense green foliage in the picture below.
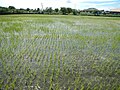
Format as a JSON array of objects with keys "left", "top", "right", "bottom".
[
  {"left": 1, "top": 6, "right": 120, "bottom": 17},
  {"left": 0, "top": 15, "right": 120, "bottom": 89}
]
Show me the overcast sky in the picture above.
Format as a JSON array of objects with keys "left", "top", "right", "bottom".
[{"left": 0, "top": 0, "right": 120, "bottom": 10}]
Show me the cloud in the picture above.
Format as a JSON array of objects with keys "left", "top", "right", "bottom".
[
  {"left": 0, "top": 0, "right": 120, "bottom": 10},
  {"left": 66, "top": 0, "right": 120, "bottom": 10},
  {"left": 66, "top": 0, "right": 71, "bottom": 3},
  {"left": 78, "top": 0, "right": 120, "bottom": 10}
]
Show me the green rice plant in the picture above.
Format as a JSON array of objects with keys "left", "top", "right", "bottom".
[
  {"left": 80, "top": 83, "right": 85, "bottom": 90},
  {"left": 49, "top": 75, "right": 54, "bottom": 90},
  {"left": 0, "top": 15, "right": 120, "bottom": 89}
]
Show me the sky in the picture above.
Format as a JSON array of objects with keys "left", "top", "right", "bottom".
[{"left": 0, "top": 0, "right": 120, "bottom": 10}]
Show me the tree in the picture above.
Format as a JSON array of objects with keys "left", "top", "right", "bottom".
[
  {"left": 73, "top": 9, "right": 77, "bottom": 15},
  {"left": 55, "top": 8, "right": 59, "bottom": 13},
  {"left": 36, "top": 8, "right": 40, "bottom": 13},
  {"left": 8, "top": 6, "right": 15, "bottom": 9},
  {"left": 67, "top": 8, "right": 72, "bottom": 14},
  {"left": 8, "top": 6, "right": 16, "bottom": 13},
  {"left": 37, "top": 8, "right": 40, "bottom": 12},
  {"left": 48, "top": 7, "right": 53, "bottom": 14},
  {"left": 19, "top": 8, "right": 26, "bottom": 13},
  {"left": 0, "top": 7, "right": 9, "bottom": 14},
  {"left": 26, "top": 8, "right": 30, "bottom": 11},
  {"left": 93, "top": 10, "right": 100, "bottom": 16},
  {"left": 44, "top": 7, "right": 53, "bottom": 14},
  {"left": 33, "top": 9, "right": 37, "bottom": 13},
  {"left": 20, "top": 8, "right": 25, "bottom": 10},
  {"left": 60, "top": 7, "right": 68, "bottom": 15}
]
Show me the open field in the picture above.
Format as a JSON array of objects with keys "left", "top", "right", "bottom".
[{"left": 0, "top": 15, "right": 120, "bottom": 90}]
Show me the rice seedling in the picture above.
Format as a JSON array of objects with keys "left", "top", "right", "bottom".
[{"left": 0, "top": 15, "right": 120, "bottom": 89}]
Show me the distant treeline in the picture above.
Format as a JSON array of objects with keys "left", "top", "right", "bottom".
[{"left": 0, "top": 6, "right": 120, "bottom": 17}]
